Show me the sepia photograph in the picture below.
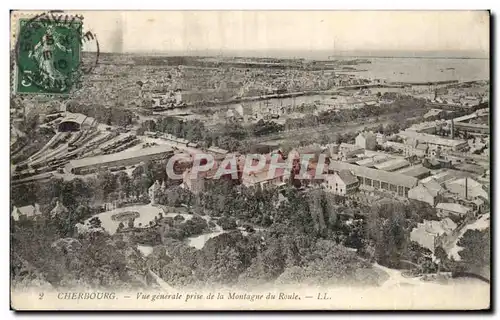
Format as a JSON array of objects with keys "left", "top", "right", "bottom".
[{"left": 9, "top": 10, "right": 491, "bottom": 310}]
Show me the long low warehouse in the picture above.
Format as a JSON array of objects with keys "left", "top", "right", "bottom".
[
  {"left": 398, "top": 130, "right": 468, "bottom": 151},
  {"left": 453, "top": 122, "right": 489, "bottom": 134},
  {"left": 66, "top": 145, "right": 175, "bottom": 174},
  {"left": 329, "top": 160, "right": 418, "bottom": 197}
]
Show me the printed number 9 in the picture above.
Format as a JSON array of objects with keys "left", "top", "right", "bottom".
[{"left": 39, "top": 293, "right": 44, "bottom": 300}]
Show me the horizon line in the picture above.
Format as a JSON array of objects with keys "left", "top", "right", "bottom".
[{"left": 89, "top": 51, "right": 489, "bottom": 60}]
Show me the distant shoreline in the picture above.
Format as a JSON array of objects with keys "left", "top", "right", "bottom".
[
  {"left": 82, "top": 50, "right": 489, "bottom": 60},
  {"left": 325, "top": 55, "right": 489, "bottom": 60}
]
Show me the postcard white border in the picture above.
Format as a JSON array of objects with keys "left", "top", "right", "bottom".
[{"left": 2, "top": 1, "right": 497, "bottom": 319}]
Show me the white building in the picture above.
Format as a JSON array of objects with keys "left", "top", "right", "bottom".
[
  {"left": 355, "top": 132, "right": 377, "bottom": 150},
  {"left": 11, "top": 204, "right": 42, "bottom": 221},
  {"left": 148, "top": 180, "right": 162, "bottom": 205},
  {"left": 174, "top": 90, "right": 183, "bottom": 105},
  {"left": 410, "top": 218, "right": 457, "bottom": 253},
  {"left": 398, "top": 130, "right": 468, "bottom": 153},
  {"left": 50, "top": 201, "right": 68, "bottom": 218},
  {"left": 408, "top": 181, "right": 443, "bottom": 207},
  {"left": 182, "top": 170, "right": 206, "bottom": 195},
  {"left": 324, "top": 170, "right": 359, "bottom": 196},
  {"left": 444, "top": 177, "right": 489, "bottom": 201},
  {"left": 436, "top": 202, "right": 473, "bottom": 219}
]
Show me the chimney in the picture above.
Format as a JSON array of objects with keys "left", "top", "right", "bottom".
[
  {"left": 451, "top": 119, "right": 455, "bottom": 140},
  {"left": 465, "top": 177, "right": 468, "bottom": 200}
]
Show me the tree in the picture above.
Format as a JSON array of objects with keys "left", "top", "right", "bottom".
[
  {"left": 434, "top": 246, "right": 448, "bottom": 273},
  {"left": 365, "top": 202, "right": 410, "bottom": 267},
  {"left": 96, "top": 171, "right": 117, "bottom": 200},
  {"left": 307, "top": 190, "right": 327, "bottom": 235},
  {"left": 89, "top": 217, "right": 102, "bottom": 229},
  {"left": 132, "top": 165, "right": 145, "bottom": 180},
  {"left": 204, "top": 247, "right": 244, "bottom": 285},
  {"left": 457, "top": 228, "right": 490, "bottom": 276},
  {"left": 252, "top": 120, "right": 284, "bottom": 137},
  {"left": 181, "top": 215, "right": 208, "bottom": 236},
  {"left": 218, "top": 217, "right": 237, "bottom": 230},
  {"left": 221, "top": 121, "right": 248, "bottom": 140},
  {"left": 116, "top": 171, "right": 132, "bottom": 198},
  {"left": 319, "top": 134, "right": 331, "bottom": 145},
  {"left": 173, "top": 214, "right": 185, "bottom": 223},
  {"left": 159, "top": 258, "right": 197, "bottom": 287},
  {"left": 142, "top": 119, "right": 156, "bottom": 132},
  {"left": 214, "top": 135, "right": 241, "bottom": 152},
  {"left": 128, "top": 218, "right": 135, "bottom": 229},
  {"left": 117, "top": 222, "right": 125, "bottom": 233},
  {"left": 276, "top": 239, "right": 380, "bottom": 286}
]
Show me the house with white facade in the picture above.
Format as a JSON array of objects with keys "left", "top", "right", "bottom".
[
  {"left": 324, "top": 170, "right": 359, "bottom": 196},
  {"left": 355, "top": 132, "right": 377, "bottom": 151},
  {"left": 410, "top": 218, "right": 457, "bottom": 253},
  {"left": 436, "top": 202, "right": 473, "bottom": 220},
  {"left": 11, "top": 204, "right": 42, "bottom": 221}
]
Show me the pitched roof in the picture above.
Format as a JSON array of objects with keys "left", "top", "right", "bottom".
[
  {"left": 473, "top": 198, "right": 485, "bottom": 206},
  {"left": 436, "top": 203, "right": 472, "bottom": 215},
  {"left": 399, "top": 130, "right": 467, "bottom": 148},
  {"left": 336, "top": 170, "right": 359, "bottom": 185},
  {"left": 51, "top": 201, "right": 68, "bottom": 216},
  {"left": 409, "top": 184, "right": 435, "bottom": 198},
  {"left": 329, "top": 160, "right": 418, "bottom": 188},
  {"left": 398, "top": 165, "right": 431, "bottom": 178},
  {"left": 416, "top": 143, "right": 429, "bottom": 150},
  {"left": 423, "top": 171, "right": 456, "bottom": 184},
  {"left": 295, "top": 145, "right": 324, "bottom": 156},
  {"left": 207, "top": 146, "right": 229, "bottom": 155},
  {"left": 149, "top": 180, "right": 161, "bottom": 191},
  {"left": 422, "top": 179, "right": 444, "bottom": 195},
  {"left": 428, "top": 158, "right": 441, "bottom": 166},
  {"left": 69, "top": 145, "right": 174, "bottom": 169},
  {"left": 12, "top": 204, "right": 41, "bottom": 221},
  {"left": 60, "top": 113, "right": 88, "bottom": 125},
  {"left": 374, "top": 159, "right": 410, "bottom": 172},
  {"left": 357, "top": 131, "right": 376, "bottom": 139},
  {"left": 356, "top": 155, "right": 391, "bottom": 167},
  {"left": 339, "top": 143, "right": 363, "bottom": 151},
  {"left": 420, "top": 218, "right": 457, "bottom": 235},
  {"left": 424, "top": 109, "right": 445, "bottom": 118},
  {"left": 242, "top": 164, "right": 288, "bottom": 184},
  {"left": 445, "top": 178, "right": 489, "bottom": 200},
  {"left": 453, "top": 163, "right": 486, "bottom": 175}
]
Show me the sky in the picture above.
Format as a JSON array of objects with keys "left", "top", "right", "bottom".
[{"left": 12, "top": 11, "right": 490, "bottom": 57}]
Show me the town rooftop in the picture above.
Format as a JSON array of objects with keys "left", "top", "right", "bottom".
[{"left": 69, "top": 145, "right": 174, "bottom": 169}]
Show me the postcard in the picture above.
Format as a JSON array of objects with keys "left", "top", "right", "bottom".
[{"left": 10, "top": 10, "right": 490, "bottom": 310}]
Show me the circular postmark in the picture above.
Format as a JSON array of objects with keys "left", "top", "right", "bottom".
[{"left": 15, "top": 11, "right": 100, "bottom": 94}]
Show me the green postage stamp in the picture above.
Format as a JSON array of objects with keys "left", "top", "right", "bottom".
[{"left": 14, "top": 13, "right": 95, "bottom": 95}]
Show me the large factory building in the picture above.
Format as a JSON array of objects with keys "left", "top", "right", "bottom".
[
  {"left": 329, "top": 160, "right": 418, "bottom": 197},
  {"left": 66, "top": 145, "right": 174, "bottom": 174},
  {"left": 58, "top": 113, "right": 96, "bottom": 132}
]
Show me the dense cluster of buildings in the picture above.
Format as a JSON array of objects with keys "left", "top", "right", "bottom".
[
  {"left": 11, "top": 53, "right": 489, "bottom": 263},
  {"left": 136, "top": 108, "right": 488, "bottom": 257},
  {"left": 128, "top": 109, "right": 487, "bottom": 226},
  {"left": 137, "top": 65, "right": 346, "bottom": 108},
  {"left": 137, "top": 112, "right": 488, "bottom": 214}
]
